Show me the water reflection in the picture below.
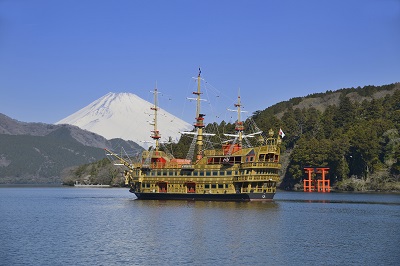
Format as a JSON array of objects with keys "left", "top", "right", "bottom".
[
  {"left": 123, "top": 190, "right": 400, "bottom": 207},
  {"left": 129, "top": 199, "right": 279, "bottom": 210}
]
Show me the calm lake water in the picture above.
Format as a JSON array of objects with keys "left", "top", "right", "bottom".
[{"left": 0, "top": 188, "right": 399, "bottom": 266}]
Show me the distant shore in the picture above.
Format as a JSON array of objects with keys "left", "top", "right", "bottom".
[{"left": 0, "top": 183, "right": 64, "bottom": 187}]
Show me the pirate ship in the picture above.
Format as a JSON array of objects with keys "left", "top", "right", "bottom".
[{"left": 106, "top": 69, "right": 282, "bottom": 201}]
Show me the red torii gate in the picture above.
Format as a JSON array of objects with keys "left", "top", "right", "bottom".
[{"left": 303, "top": 167, "right": 330, "bottom": 192}]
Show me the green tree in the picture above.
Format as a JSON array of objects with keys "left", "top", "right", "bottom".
[
  {"left": 335, "top": 94, "right": 356, "bottom": 128},
  {"left": 347, "top": 121, "right": 382, "bottom": 178},
  {"left": 281, "top": 107, "right": 300, "bottom": 148},
  {"left": 304, "top": 107, "right": 322, "bottom": 138}
]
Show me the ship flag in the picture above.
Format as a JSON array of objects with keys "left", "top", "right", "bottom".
[{"left": 279, "top": 128, "right": 285, "bottom": 138}]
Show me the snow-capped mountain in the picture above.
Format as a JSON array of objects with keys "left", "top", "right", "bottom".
[{"left": 56, "top": 92, "right": 192, "bottom": 148}]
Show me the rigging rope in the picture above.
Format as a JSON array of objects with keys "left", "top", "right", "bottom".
[{"left": 186, "top": 135, "right": 197, "bottom": 162}]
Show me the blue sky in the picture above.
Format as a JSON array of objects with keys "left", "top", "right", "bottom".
[{"left": 1, "top": 0, "right": 399, "bottom": 124}]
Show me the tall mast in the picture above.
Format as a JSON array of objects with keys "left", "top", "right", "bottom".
[
  {"left": 234, "top": 92, "right": 244, "bottom": 147},
  {"left": 225, "top": 90, "right": 247, "bottom": 148},
  {"left": 150, "top": 85, "right": 161, "bottom": 151},
  {"left": 193, "top": 68, "right": 205, "bottom": 161},
  {"left": 181, "top": 68, "right": 215, "bottom": 162}
]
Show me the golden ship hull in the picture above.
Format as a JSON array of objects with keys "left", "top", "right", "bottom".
[{"left": 123, "top": 145, "right": 281, "bottom": 202}]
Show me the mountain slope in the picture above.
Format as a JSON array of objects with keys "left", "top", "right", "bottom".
[
  {"left": 264, "top": 83, "right": 400, "bottom": 119},
  {"left": 0, "top": 113, "right": 142, "bottom": 151},
  {"left": 0, "top": 130, "right": 105, "bottom": 184},
  {"left": 56, "top": 92, "right": 192, "bottom": 148},
  {"left": 0, "top": 115, "right": 144, "bottom": 184}
]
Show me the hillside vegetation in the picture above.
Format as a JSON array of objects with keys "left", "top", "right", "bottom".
[
  {"left": 0, "top": 122, "right": 143, "bottom": 184},
  {"left": 167, "top": 82, "right": 400, "bottom": 191},
  {"left": 0, "top": 128, "right": 106, "bottom": 184},
  {"left": 61, "top": 158, "right": 125, "bottom": 187},
  {"left": 255, "top": 83, "right": 400, "bottom": 191}
]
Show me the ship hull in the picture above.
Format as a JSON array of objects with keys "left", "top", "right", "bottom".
[{"left": 132, "top": 191, "right": 275, "bottom": 201}]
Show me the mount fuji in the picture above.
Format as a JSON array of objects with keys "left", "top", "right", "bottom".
[{"left": 56, "top": 92, "right": 192, "bottom": 148}]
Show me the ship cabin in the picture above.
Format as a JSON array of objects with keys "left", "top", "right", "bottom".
[{"left": 126, "top": 134, "right": 280, "bottom": 196}]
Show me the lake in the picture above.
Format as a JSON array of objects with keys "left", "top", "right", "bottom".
[{"left": 0, "top": 187, "right": 399, "bottom": 265}]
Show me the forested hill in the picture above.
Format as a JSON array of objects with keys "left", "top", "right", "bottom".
[
  {"left": 64, "top": 82, "right": 400, "bottom": 191},
  {"left": 0, "top": 115, "right": 143, "bottom": 184},
  {"left": 251, "top": 82, "right": 400, "bottom": 191},
  {"left": 254, "top": 83, "right": 398, "bottom": 120}
]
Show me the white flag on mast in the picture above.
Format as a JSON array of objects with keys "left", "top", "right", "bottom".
[{"left": 279, "top": 128, "right": 285, "bottom": 138}]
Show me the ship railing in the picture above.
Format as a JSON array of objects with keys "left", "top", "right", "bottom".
[
  {"left": 181, "top": 164, "right": 194, "bottom": 170},
  {"left": 195, "top": 164, "right": 224, "bottom": 170},
  {"left": 203, "top": 150, "right": 225, "bottom": 156},
  {"left": 234, "top": 174, "right": 279, "bottom": 182},
  {"left": 143, "top": 162, "right": 188, "bottom": 169},
  {"left": 259, "top": 145, "right": 278, "bottom": 153},
  {"left": 241, "top": 162, "right": 281, "bottom": 169}
]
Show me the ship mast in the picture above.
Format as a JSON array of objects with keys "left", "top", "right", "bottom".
[
  {"left": 226, "top": 91, "right": 245, "bottom": 147},
  {"left": 224, "top": 90, "right": 260, "bottom": 149},
  {"left": 193, "top": 68, "right": 205, "bottom": 160},
  {"left": 150, "top": 86, "right": 161, "bottom": 151},
  {"left": 234, "top": 93, "right": 244, "bottom": 147}
]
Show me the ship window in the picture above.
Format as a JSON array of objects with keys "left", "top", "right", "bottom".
[
  {"left": 205, "top": 184, "right": 210, "bottom": 189},
  {"left": 157, "top": 171, "right": 161, "bottom": 176},
  {"left": 211, "top": 184, "right": 216, "bottom": 189},
  {"left": 193, "top": 171, "right": 198, "bottom": 176},
  {"left": 182, "top": 171, "right": 192, "bottom": 176},
  {"left": 219, "top": 171, "right": 225, "bottom": 175},
  {"left": 169, "top": 171, "right": 174, "bottom": 176},
  {"left": 206, "top": 171, "right": 211, "bottom": 176},
  {"left": 218, "top": 184, "right": 223, "bottom": 189},
  {"left": 199, "top": 171, "right": 204, "bottom": 176},
  {"left": 163, "top": 171, "right": 167, "bottom": 176},
  {"left": 213, "top": 171, "right": 218, "bottom": 176},
  {"left": 227, "top": 171, "right": 232, "bottom": 175}
]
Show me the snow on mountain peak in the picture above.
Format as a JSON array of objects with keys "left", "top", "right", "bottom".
[{"left": 56, "top": 92, "right": 192, "bottom": 148}]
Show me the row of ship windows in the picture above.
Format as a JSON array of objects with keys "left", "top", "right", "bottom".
[
  {"left": 138, "top": 169, "right": 278, "bottom": 176},
  {"left": 141, "top": 183, "right": 275, "bottom": 189},
  {"left": 152, "top": 170, "right": 237, "bottom": 176},
  {"left": 142, "top": 183, "right": 230, "bottom": 189}
]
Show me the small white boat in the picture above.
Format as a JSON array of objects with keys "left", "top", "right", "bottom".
[{"left": 74, "top": 181, "right": 110, "bottom": 188}]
